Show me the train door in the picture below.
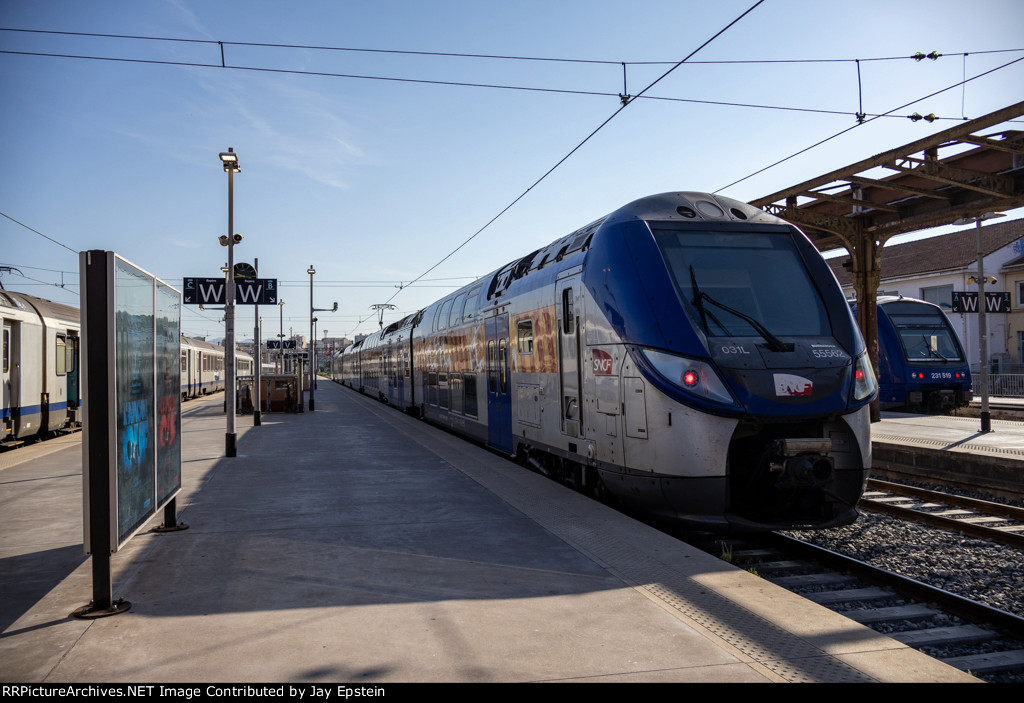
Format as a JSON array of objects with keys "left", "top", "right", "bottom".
[
  {"left": 557, "top": 275, "right": 583, "bottom": 438},
  {"left": 65, "top": 334, "right": 80, "bottom": 415},
  {"left": 486, "top": 313, "right": 512, "bottom": 454},
  {"left": 2, "top": 322, "right": 15, "bottom": 438}
]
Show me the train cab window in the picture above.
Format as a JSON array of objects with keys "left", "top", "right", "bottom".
[
  {"left": 517, "top": 320, "right": 534, "bottom": 354},
  {"left": 653, "top": 228, "right": 830, "bottom": 338},
  {"left": 886, "top": 303, "right": 964, "bottom": 361},
  {"left": 3, "top": 329, "right": 8, "bottom": 372},
  {"left": 56, "top": 335, "right": 67, "bottom": 376},
  {"left": 562, "top": 289, "right": 575, "bottom": 334}
]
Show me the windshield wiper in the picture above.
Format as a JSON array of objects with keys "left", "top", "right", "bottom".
[
  {"left": 922, "top": 335, "right": 950, "bottom": 361},
  {"left": 689, "top": 266, "right": 791, "bottom": 353}
]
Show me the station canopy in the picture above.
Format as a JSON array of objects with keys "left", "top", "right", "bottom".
[{"left": 751, "top": 101, "right": 1024, "bottom": 254}]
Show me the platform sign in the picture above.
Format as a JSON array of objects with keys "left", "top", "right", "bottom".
[
  {"left": 182, "top": 277, "right": 225, "bottom": 305},
  {"left": 82, "top": 252, "right": 182, "bottom": 554},
  {"left": 952, "top": 292, "right": 1010, "bottom": 313},
  {"left": 183, "top": 277, "right": 277, "bottom": 305}
]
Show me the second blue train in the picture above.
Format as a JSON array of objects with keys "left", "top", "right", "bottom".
[{"left": 869, "top": 296, "right": 972, "bottom": 412}]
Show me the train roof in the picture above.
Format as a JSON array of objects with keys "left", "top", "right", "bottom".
[
  {"left": 602, "top": 192, "right": 787, "bottom": 228},
  {"left": 0, "top": 290, "right": 80, "bottom": 324},
  {"left": 182, "top": 335, "right": 225, "bottom": 352},
  {"left": 877, "top": 295, "right": 942, "bottom": 308}
]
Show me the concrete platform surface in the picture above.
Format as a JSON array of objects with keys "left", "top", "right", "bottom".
[
  {"left": 876, "top": 411, "right": 1024, "bottom": 456},
  {"left": 0, "top": 382, "right": 977, "bottom": 683}
]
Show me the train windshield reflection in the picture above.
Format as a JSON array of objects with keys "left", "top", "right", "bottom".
[{"left": 652, "top": 228, "right": 830, "bottom": 338}]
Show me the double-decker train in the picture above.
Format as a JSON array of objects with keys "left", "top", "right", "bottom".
[
  {"left": 868, "top": 296, "right": 972, "bottom": 412},
  {"left": 334, "top": 192, "right": 877, "bottom": 533},
  {"left": 2, "top": 289, "right": 252, "bottom": 446}
]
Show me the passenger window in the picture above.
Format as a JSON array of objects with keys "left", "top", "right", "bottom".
[
  {"left": 3, "top": 330, "right": 8, "bottom": 372},
  {"left": 463, "top": 287, "right": 481, "bottom": 323},
  {"left": 488, "top": 341, "right": 497, "bottom": 393},
  {"left": 517, "top": 320, "right": 534, "bottom": 354},
  {"left": 498, "top": 339, "right": 508, "bottom": 394},
  {"left": 448, "top": 293, "right": 467, "bottom": 328},
  {"left": 439, "top": 299, "right": 453, "bottom": 330},
  {"left": 562, "top": 289, "right": 575, "bottom": 334},
  {"left": 56, "top": 336, "right": 67, "bottom": 376}
]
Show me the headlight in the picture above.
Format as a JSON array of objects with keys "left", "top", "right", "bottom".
[
  {"left": 853, "top": 351, "right": 877, "bottom": 401},
  {"left": 640, "top": 348, "right": 738, "bottom": 406}
]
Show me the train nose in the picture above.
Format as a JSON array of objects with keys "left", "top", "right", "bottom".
[{"left": 769, "top": 438, "right": 835, "bottom": 486}]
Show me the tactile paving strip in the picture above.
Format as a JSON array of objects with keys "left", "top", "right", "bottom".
[{"left": 873, "top": 432, "right": 1024, "bottom": 457}]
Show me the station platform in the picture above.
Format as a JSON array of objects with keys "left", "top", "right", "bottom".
[
  {"left": 0, "top": 382, "right": 976, "bottom": 684},
  {"left": 873, "top": 411, "right": 1024, "bottom": 495}
]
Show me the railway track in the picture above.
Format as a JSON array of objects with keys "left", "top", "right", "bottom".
[
  {"left": 698, "top": 532, "right": 1024, "bottom": 682},
  {"left": 860, "top": 478, "right": 1024, "bottom": 549}
]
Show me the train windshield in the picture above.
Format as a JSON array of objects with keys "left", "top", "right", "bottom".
[
  {"left": 652, "top": 228, "right": 830, "bottom": 338},
  {"left": 885, "top": 303, "right": 963, "bottom": 361}
]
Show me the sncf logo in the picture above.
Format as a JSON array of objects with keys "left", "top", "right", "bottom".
[
  {"left": 593, "top": 349, "right": 614, "bottom": 375},
  {"left": 773, "top": 373, "right": 813, "bottom": 397}
]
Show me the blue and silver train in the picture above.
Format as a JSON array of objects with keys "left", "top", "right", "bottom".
[
  {"left": 868, "top": 296, "right": 972, "bottom": 412},
  {"left": 2, "top": 289, "right": 252, "bottom": 446},
  {"left": 335, "top": 192, "right": 877, "bottom": 533}
]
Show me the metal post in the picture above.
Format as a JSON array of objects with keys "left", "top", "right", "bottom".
[
  {"left": 225, "top": 161, "right": 237, "bottom": 456},
  {"left": 977, "top": 218, "right": 991, "bottom": 433},
  {"left": 956, "top": 211, "right": 1005, "bottom": 432},
  {"left": 253, "top": 257, "right": 262, "bottom": 427},
  {"left": 308, "top": 265, "right": 315, "bottom": 412}
]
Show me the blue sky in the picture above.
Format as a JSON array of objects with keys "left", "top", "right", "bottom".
[{"left": 2, "top": 0, "right": 1023, "bottom": 341}]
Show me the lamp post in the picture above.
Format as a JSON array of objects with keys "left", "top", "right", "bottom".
[
  {"left": 253, "top": 257, "right": 262, "bottom": 427},
  {"left": 307, "top": 266, "right": 315, "bottom": 411},
  {"left": 218, "top": 148, "right": 241, "bottom": 457},
  {"left": 306, "top": 265, "right": 338, "bottom": 412},
  {"left": 954, "top": 211, "right": 1006, "bottom": 433}
]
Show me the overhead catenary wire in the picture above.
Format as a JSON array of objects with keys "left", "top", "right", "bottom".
[
  {"left": 3, "top": 29, "right": 1021, "bottom": 122},
  {"left": 3, "top": 27, "right": 1020, "bottom": 66},
  {"left": 4, "top": 46, "right": 974, "bottom": 121},
  {"left": 1, "top": 211, "right": 77, "bottom": 254}
]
